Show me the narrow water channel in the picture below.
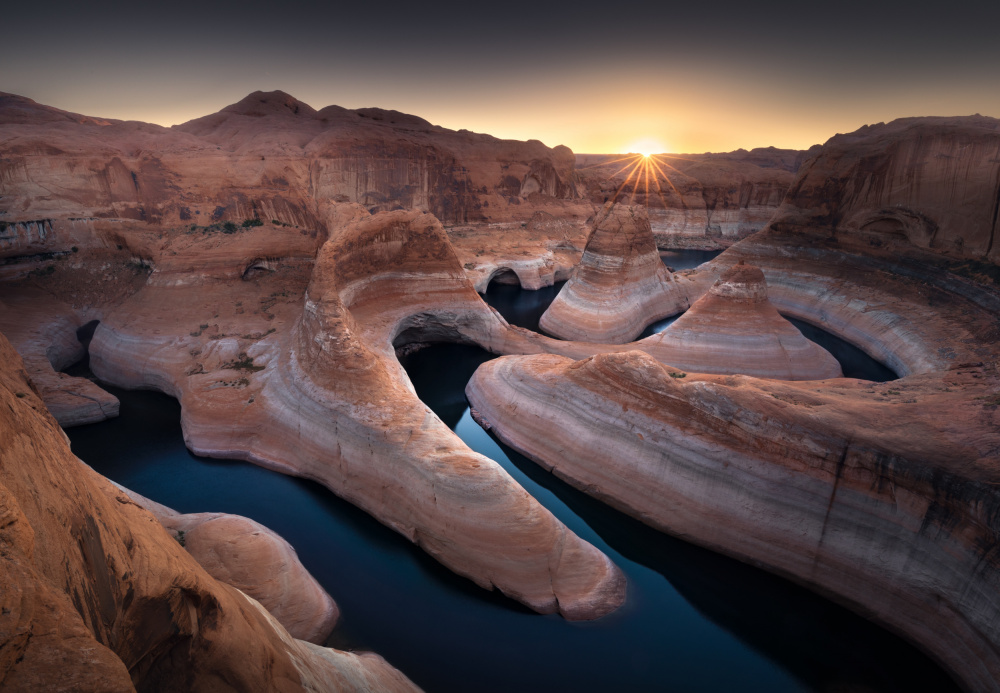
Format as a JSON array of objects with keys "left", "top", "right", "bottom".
[{"left": 66, "top": 252, "right": 932, "bottom": 692}]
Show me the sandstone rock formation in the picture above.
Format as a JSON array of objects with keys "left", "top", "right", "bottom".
[
  {"left": 466, "top": 349, "right": 1000, "bottom": 692},
  {"left": 4, "top": 90, "right": 1000, "bottom": 691},
  {"left": 118, "top": 487, "right": 339, "bottom": 645},
  {"left": 72, "top": 207, "right": 625, "bottom": 622},
  {"left": 466, "top": 115, "right": 1000, "bottom": 692},
  {"left": 0, "top": 332, "right": 419, "bottom": 692},
  {"left": 639, "top": 262, "right": 842, "bottom": 380},
  {"left": 575, "top": 148, "right": 811, "bottom": 249},
  {"left": 539, "top": 204, "right": 689, "bottom": 342},
  {"left": 773, "top": 116, "right": 1000, "bottom": 264},
  {"left": 0, "top": 293, "right": 118, "bottom": 426},
  {"left": 0, "top": 90, "right": 587, "bottom": 248}
]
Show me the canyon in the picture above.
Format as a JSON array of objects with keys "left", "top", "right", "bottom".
[{"left": 1, "top": 92, "right": 998, "bottom": 691}]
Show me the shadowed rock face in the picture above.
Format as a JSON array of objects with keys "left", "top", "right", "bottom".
[
  {"left": 467, "top": 350, "right": 1000, "bottom": 693},
  {"left": 775, "top": 115, "right": 1000, "bottom": 263},
  {"left": 539, "top": 204, "right": 689, "bottom": 342},
  {"left": 466, "top": 116, "right": 1000, "bottom": 693},
  {"left": 0, "top": 333, "right": 419, "bottom": 692},
  {"left": 638, "top": 262, "right": 843, "bottom": 380},
  {"left": 118, "top": 487, "right": 340, "bottom": 645}
]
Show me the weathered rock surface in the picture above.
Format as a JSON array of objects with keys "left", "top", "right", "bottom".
[
  {"left": 0, "top": 90, "right": 586, "bottom": 253},
  {"left": 639, "top": 262, "right": 842, "bottom": 380},
  {"left": 79, "top": 208, "right": 624, "bottom": 622},
  {"left": 575, "top": 148, "right": 810, "bottom": 249},
  {"left": 774, "top": 116, "right": 1000, "bottom": 264},
  {"left": 467, "top": 350, "right": 1000, "bottom": 692},
  {"left": 5, "top": 93, "right": 1000, "bottom": 691},
  {"left": 118, "top": 487, "right": 339, "bottom": 645},
  {"left": 0, "top": 332, "right": 419, "bottom": 692},
  {"left": 0, "top": 292, "right": 118, "bottom": 426},
  {"left": 539, "top": 204, "right": 689, "bottom": 342},
  {"left": 467, "top": 116, "right": 1000, "bottom": 692}
]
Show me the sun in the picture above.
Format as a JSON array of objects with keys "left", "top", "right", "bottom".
[
  {"left": 627, "top": 137, "right": 665, "bottom": 158},
  {"left": 575, "top": 144, "right": 691, "bottom": 209}
]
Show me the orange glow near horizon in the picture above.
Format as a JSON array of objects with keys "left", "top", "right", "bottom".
[{"left": 599, "top": 153, "right": 693, "bottom": 207}]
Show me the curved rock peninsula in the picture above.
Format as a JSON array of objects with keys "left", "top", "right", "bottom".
[
  {"left": 640, "top": 262, "right": 842, "bottom": 380},
  {"left": 466, "top": 116, "right": 1000, "bottom": 692},
  {"left": 0, "top": 333, "right": 418, "bottom": 692},
  {"left": 3, "top": 88, "right": 1000, "bottom": 690},
  {"left": 118, "top": 487, "right": 339, "bottom": 645},
  {"left": 467, "top": 350, "right": 1000, "bottom": 692},
  {"left": 539, "top": 204, "right": 689, "bottom": 342},
  {"left": 84, "top": 208, "right": 625, "bottom": 622}
]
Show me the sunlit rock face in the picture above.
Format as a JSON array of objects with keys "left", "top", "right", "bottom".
[
  {"left": 539, "top": 204, "right": 689, "bottom": 342},
  {"left": 467, "top": 115, "right": 1000, "bottom": 693},
  {"left": 0, "top": 333, "right": 420, "bottom": 693},
  {"left": 0, "top": 89, "right": 584, "bottom": 249},
  {"left": 638, "top": 262, "right": 843, "bottom": 380},
  {"left": 575, "top": 148, "right": 812, "bottom": 249}
]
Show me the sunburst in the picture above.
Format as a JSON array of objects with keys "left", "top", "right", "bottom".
[{"left": 595, "top": 151, "right": 684, "bottom": 207}]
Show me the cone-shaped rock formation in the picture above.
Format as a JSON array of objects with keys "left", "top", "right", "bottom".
[
  {"left": 641, "top": 262, "right": 842, "bottom": 380},
  {"left": 539, "top": 204, "right": 688, "bottom": 342}
]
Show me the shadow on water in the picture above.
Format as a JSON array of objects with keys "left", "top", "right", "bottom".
[
  {"left": 399, "top": 343, "right": 959, "bottom": 693},
  {"left": 785, "top": 316, "right": 898, "bottom": 382},
  {"left": 660, "top": 248, "right": 724, "bottom": 271},
  {"left": 64, "top": 253, "right": 938, "bottom": 692},
  {"left": 481, "top": 280, "right": 565, "bottom": 332}
]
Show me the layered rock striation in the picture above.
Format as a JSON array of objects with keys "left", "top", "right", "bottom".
[
  {"left": 466, "top": 115, "right": 1000, "bottom": 692},
  {"left": 118, "top": 488, "right": 339, "bottom": 645},
  {"left": 773, "top": 116, "right": 1000, "bottom": 264},
  {"left": 467, "top": 350, "right": 1000, "bottom": 692},
  {"left": 0, "top": 332, "right": 419, "bottom": 692},
  {"left": 640, "top": 262, "right": 842, "bottom": 380},
  {"left": 539, "top": 204, "right": 689, "bottom": 342},
  {"left": 82, "top": 208, "right": 625, "bottom": 622},
  {"left": 575, "top": 147, "right": 812, "bottom": 249},
  {"left": 0, "top": 90, "right": 586, "bottom": 249}
]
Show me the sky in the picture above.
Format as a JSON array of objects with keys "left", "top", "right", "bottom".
[{"left": 4, "top": 0, "right": 1000, "bottom": 154}]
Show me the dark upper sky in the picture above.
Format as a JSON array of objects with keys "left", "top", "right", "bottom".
[{"left": 5, "top": 0, "right": 999, "bottom": 152}]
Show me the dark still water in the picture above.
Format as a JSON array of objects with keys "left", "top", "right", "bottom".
[
  {"left": 785, "top": 317, "right": 898, "bottom": 382},
  {"left": 481, "top": 251, "right": 896, "bottom": 383},
  {"left": 65, "top": 284, "right": 953, "bottom": 693},
  {"left": 482, "top": 280, "right": 565, "bottom": 332},
  {"left": 660, "top": 248, "right": 724, "bottom": 271}
]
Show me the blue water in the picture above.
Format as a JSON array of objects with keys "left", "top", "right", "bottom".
[
  {"left": 483, "top": 249, "right": 896, "bottom": 382},
  {"left": 785, "top": 317, "right": 897, "bottom": 382},
  {"left": 63, "top": 251, "right": 946, "bottom": 691},
  {"left": 660, "top": 249, "right": 724, "bottom": 271},
  {"left": 66, "top": 364, "right": 958, "bottom": 693}
]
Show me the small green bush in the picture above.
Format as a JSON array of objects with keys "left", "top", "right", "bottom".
[
  {"left": 222, "top": 221, "right": 238, "bottom": 234},
  {"left": 242, "top": 218, "right": 264, "bottom": 228}
]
